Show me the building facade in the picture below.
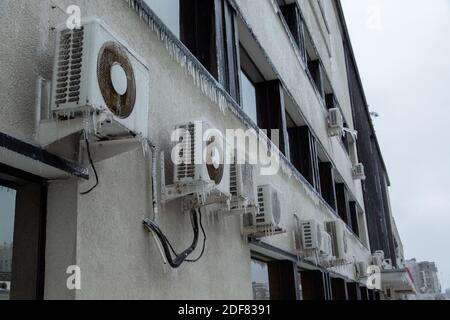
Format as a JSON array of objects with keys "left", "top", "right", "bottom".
[
  {"left": 0, "top": 0, "right": 406, "bottom": 300},
  {"left": 406, "top": 259, "right": 441, "bottom": 296}
]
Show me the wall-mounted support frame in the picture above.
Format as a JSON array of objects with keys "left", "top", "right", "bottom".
[{"left": 78, "top": 137, "right": 142, "bottom": 165}]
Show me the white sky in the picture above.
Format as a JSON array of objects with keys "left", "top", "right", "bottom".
[{"left": 341, "top": 0, "right": 450, "bottom": 292}]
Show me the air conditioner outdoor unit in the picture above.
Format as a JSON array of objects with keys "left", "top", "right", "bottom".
[
  {"left": 228, "top": 157, "right": 257, "bottom": 215},
  {"left": 352, "top": 163, "right": 366, "bottom": 180},
  {"left": 253, "top": 185, "right": 281, "bottom": 228},
  {"left": 356, "top": 261, "right": 368, "bottom": 278},
  {"left": 327, "top": 108, "right": 344, "bottom": 137},
  {"left": 372, "top": 250, "right": 385, "bottom": 267},
  {"left": 320, "top": 231, "right": 333, "bottom": 257},
  {"left": 383, "top": 259, "right": 393, "bottom": 270},
  {"left": 50, "top": 18, "right": 150, "bottom": 140},
  {"left": 298, "top": 220, "right": 322, "bottom": 251},
  {"left": 173, "top": 121, "right": 230, "bottom": 199},
  {"left": 326, "top": 220, "right": 350, "bottom": 262}
]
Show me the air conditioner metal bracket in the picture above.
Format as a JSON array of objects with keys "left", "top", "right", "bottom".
[
  {"left": 37, "top": 117, "right": 87, "bottom": 147},
  {"left": 181, "top": 194, "right": 229, "bottom": 212},
  {"left": 218, "top": 203, "right": 258, "bottom": 217},
  {"left": 197, "top": 194, "right": 232, "bottom": 213},
  {"left": 79, "top": 137, "right": 143, "bottom": 165},
  {"left": 243, "top": 226, "right": 286, "bottom": 239},
  {"left": 36, "top": 111, "right": 110, "bottom": 147},
  {"left": 162, "top": 181, "right": 215, "bottom": 204}
]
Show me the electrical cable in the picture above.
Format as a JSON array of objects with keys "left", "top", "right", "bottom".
[
  {"left": 143, "top": 209, "right": 200, "bottom": 269},
  {"left": 80, "top": 130, "right": 99, "bottom": 195},
  {"left": 186, "top": 208, "right": 206, "bottom": 263}
]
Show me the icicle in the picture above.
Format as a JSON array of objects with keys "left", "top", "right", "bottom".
[
  {"left": 126, "top": 0, "right": 231, "bottom": 116},
  {"left": 126, "top": 0, "right": 332, "bottom": 214}
]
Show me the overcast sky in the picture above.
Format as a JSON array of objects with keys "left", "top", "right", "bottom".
[{"left": 341, "top": 0, "right": 450, "bottom": 291}]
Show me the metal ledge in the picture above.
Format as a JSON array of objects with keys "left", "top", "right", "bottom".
[{"left": 0, "top": 131, "right": 89, "bottom": 180}]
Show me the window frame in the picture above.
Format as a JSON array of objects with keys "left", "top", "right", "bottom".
[
  {"left": 251, "top": 254, "right": 300, "bottom": 300},
  {"left": 287, "top": 125, "right": 321, "bottom": 192},
  {"left": 0, "top": 164, "right": 47, "bottom": 300}
]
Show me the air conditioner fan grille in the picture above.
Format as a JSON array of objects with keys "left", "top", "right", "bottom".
[{"left": 55, "top": 27, "right": 84, "bottom": 106}]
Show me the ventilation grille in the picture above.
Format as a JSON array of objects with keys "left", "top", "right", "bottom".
[
  {"left": 352, "top": 164, "right": 365, "bottom": 179},
  {"left": 330, "top": 110, "right": 337, "bottom": 126},
  {"left": 302, "top": 222, "right": 314, "bottom": 249},
  {"left": 229, "top": 160, "right": 239, "bottom": 210},
  {"left": 176, "top": 123, "right": 196, "bottom": 180},
  {"left": 256, "top": 186, "right": 266, "bottom": 224},
  {"left": 301, "top": 221, "right": 322, "bottom": 250},
  {"left": 54, "top": 27, "right": 84, "bottom": 106},
  {"left": 328, "top": 108, "right": 343, "bottom": 128}
]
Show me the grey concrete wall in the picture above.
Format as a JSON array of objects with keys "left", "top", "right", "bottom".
[
  {"left": 0, "top": 0, "right": 371, "bottom": 299},
  {"left": 0, "top": 0, "right": 58, "bottom": 142},
  {"left": 45, "top": 179, "right": 78, "bottom": 300}
]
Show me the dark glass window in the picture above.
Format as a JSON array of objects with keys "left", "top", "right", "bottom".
[
  {"left": 0, "top": 186, "right": 16, "bottom": 300},
  {"left": 280, "top": 3, "right": 306, "bottom": 64},
  {"left": 251, "top": 259, "right": 270, "bottom": 300},
  {"left": 335, "top": 183, "right": 352, "bottom": 228},
  {"left": 287, "top": 125, "right": 320, "bottom": 191},
  {"left": 144, "top": 0, "right": 240, "bottom": 101},
  {"left": 240, "top": 70, "right": 258, "bottom": 124}
]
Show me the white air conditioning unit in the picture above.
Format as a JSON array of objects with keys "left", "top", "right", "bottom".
[
  {"left": 326, "top": 220, "right": 350, "bottom": 262},
  {"left": 50, "top": 18, "right": 150, "bottom": 139},
  {"left": 372, "top": 250, "right": 385, "bottom": 267},
  {"left": 173, "top": 121, "right": 230, "bottom": 198},
  {"left": 320, "top": 231, "right": 333, "bottom": 257},
  {"left": 254, "top": 185, "right": 281, "bottom": 228},
  {"left": 356, "top": 261, "right": 368, "bottom": 278},
  {"left": 352, "top": 163, "right": 366, "bottom": 180},
  {"left": 298, "top": 220, "right": 322, "bottom": 251},
  {"left": 383, "top": 259, "right": 393, "bottom": 270},
  {"left": 228, "top": 157, "right": 257, "bottom": 214},
  {"left": 327, "top": 108, "right": 344, "bottom": 137}
]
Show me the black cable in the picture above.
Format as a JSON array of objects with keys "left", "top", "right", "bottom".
[
  {"left": 80, "top": 130, "right": 99, "bottom": 195},
  {"left": 148, "top": 209, "right": 206, "bottom": 263},
  {"left": 143, "top": 209, "right": 200, "bottom": 269},
  {"left": 186, "top": 208, "right": 206, "bottom": 263},
  {"left": 162, "top": 229, "right": 180, "bottom": 257}
]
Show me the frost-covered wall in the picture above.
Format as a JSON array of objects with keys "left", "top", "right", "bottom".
[{"left": 0, "top": 0, "right": 371, "bottom": 300}]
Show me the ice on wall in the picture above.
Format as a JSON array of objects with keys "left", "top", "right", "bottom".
[{"left": 125, "top": 0, "right": 332, "bottom": 211}]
